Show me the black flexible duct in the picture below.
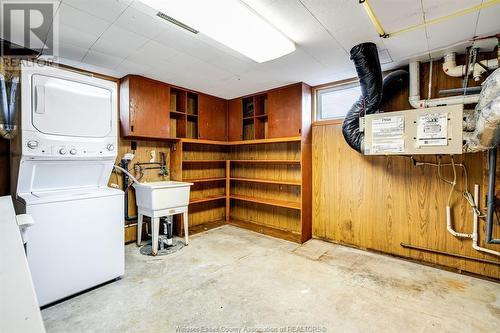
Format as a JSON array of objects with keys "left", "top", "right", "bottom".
[
  {"left": 342, "top": 42, "right": 383, "bottom": 152},
  {"left": 342, "top": 44, "right": 409, "bottom": 152},
  {"left": 380, "top": 69, "right": 409, "bottom": 108}
]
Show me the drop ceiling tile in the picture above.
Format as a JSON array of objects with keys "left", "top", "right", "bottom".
[
  {"left": 383, "top": 28, "right": 429, "bottom": 61},
  {"left": 425, "top": 12, "right": 478, "bottom": 51},
  {"left": 61, "top": 0, "right": 131, "bottom": 23},
  {"left": 90, "top": 25, "right": 148, "bottom": 56},
  {"left": 58, "top": 23, "right": 99, "bottom": 50},
  {"left": 56, "top": 42, "right": 88, "bottom": 61},
  {"left": 57, "top": 3, "right": 110, "bottom": 37},
  {"left": 370, "top": 0, "right": 423, "bottom": 32},
  {"left": 115, "top": 59, "right": 152, "bottom": 76},
  {"left": 153, "top": 27, "right": 232, "bottom": 64},
  {"left": 475, "top": 5, "right": 500, "bottom": 37},
  {"left": 113, "top": 6, "right": 165, "bottom": 39},
  {"left": 206, "top": 53, "right": 254, "bottom": 76},
  {"left": 300, "top": 0, "right": 381, "bottom": 52},
  {"left": 126, "top": 40, "right": 179, "bottom": 66},
  {"left": 422, "top": 0, "right": 481, "bottom": 20},
  {"left": 82, "top": 49, "right": 125, "bottom": 69},
  {"left": 129, "top": 0, "right": 158, "bottom": 16},
  {"left": 163, "top": 53, "right": 233, "bottom": 81}
]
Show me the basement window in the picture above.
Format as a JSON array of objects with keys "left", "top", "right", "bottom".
[{"left": 316, "top": 82, "right": 361, "bottom": 120}]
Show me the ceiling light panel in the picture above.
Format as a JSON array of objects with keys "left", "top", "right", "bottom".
[{"left": 140, "top": 0, "right": 296, "bottom": 63}]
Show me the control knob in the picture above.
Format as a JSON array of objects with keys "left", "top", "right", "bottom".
[
  {"left": 27, "top": 140, "right": 39, "bottom": 149},
  {"left": 59, "top": 148, "right": 67, "bottom": 155},
  {"left": 70, "top": 149, "right": 77, "bottom": 155},
  {"left": 106, "top": 144, "right": 114, "bottom": 151}
]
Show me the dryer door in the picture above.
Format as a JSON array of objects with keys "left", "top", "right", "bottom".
[{"left": 31, "top": 74, "right": 112, "bottom": 138}]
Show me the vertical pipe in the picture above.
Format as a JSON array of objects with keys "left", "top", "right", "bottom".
[{"left": 486, "top": 149, "right": 500, "bottom": 244}]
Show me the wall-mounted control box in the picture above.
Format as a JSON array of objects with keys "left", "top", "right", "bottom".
[{"left": 361, "top": 105, "right": 463, "bottom": 155}]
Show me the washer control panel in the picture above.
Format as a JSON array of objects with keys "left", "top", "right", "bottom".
[{"left": 23, "top": 136, "right": 117, "bottom": 158}]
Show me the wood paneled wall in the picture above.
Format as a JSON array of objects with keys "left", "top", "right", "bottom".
[{"left": 312, "top": 54, "right": 499, "bottom": 279}]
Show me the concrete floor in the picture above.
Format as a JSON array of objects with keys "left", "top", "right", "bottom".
[{"left": 43, "top": 225, "right": 499, "bottom": 333}]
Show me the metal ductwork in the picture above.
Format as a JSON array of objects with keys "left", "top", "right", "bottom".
[
  {"left": 342, "top": 42, "right": 408, "bottom": 152},
  {"left": 463, "top": 68, "right": 500, "bottom": 153}
]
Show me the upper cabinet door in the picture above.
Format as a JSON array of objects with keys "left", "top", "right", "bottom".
[
  {"left": 228, "top": 98, "right": 243, "bottom": 141},
  {"left": 268, "top": 84, "right": 303, "bottom": 138},
  {"left": 120, "top": 76, "right": 170, "bottom": 138},
  {"left": 198, "top": 94, "right": 227, "bottom": 141}
]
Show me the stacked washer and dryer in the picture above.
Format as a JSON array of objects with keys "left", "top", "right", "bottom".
[{"left": 11, "top": 61, "right": 124, "bottom": 307}]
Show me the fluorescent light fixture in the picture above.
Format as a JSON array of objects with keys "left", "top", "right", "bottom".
[{"left": 141, "top": 0, "right": 296, "bottom": 63}]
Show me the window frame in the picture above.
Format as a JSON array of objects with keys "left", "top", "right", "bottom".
[{"left": 313, "top": 78, "right": 360, "bottom": 124}]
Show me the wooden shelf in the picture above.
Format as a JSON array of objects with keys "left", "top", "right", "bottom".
[
  {"left": 182, "top": 160, "right": 226, "bottom": 164},
  {"left": 190, "top": 195, "right": 226, "bottom": 204},
  {"left": 170, "top": 110, "right": 186, "bottom": 117},
  {"left": 184, "top": 177, "right": 226, "bottom": 183},
  {"left": 243, "top": 116, "right": 254, "bottom": 121},
  {"left": 187, "top": 113, "right": 198, "bottom": 118},
  {"left": 231, "top": 177, "right": 301, "bottom": 186},
  {"left": 230, "top": 194, "right": 301, "bottom": 210},
  {"left": 255, "top": 114, "right": 268, "bottom": 119},
  {"left": 180, "top": 136, "right": 301, "bottom": 146},
  {"left": 231, "top": 159, "right": 301, "bottom": 164},
  {"left": 182, "top": 159, "right": 300, "bottom": 164},
  {"left": 230, "top": 137, "right": 301, "bottom": 145}
]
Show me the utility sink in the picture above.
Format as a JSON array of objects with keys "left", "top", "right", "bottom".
[{"left": 133, "top": 181, "right": 193, "bottom": 212}]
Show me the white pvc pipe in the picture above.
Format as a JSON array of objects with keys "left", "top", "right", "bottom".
[
  {"left": 442, "top": 52, "right": 498, "bottom": 81},
  {"left": 472, "top": 184, "right": 500, "bottom": 256},
  {"left": 446, "top": 205, "right": 472, "bottom": 238},
  {"left": 409, "top": 61, "right": 480, "bottom": 108}
]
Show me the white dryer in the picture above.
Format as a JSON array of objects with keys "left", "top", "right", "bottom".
[{"left": 12, "top": 61, "right": 124, "bottom": 307}]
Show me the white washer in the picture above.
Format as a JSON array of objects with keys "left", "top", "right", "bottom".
[{"left": 11, "top": 61, "right": 124, "bottom": 306}]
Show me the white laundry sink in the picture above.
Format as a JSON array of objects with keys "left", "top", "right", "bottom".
[{"left": 133, "top": 181, "right": 193, "bottom": 212}]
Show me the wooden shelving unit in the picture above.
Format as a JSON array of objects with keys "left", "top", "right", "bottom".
[
  {"left": 170, "top": 136, "right": 310, "bottom": 243},
  {"left": 167, "top": 82, "right": 312, "bottom": 243}
]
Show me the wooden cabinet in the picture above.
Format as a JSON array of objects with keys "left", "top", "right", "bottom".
[
  {"left": 228, "top": 99, "right": 243, "bottom": 141},
  {"left": 198, "top": 94, "right": 227, "bottom": 141},
  {"left": 226, "top": 83, "right": 310, "bottom": 140},
  {"left": 120, "top": 75, "right": 170, "bottom": 139},
  {"left": 268, "top": 84, "right": 303, "bottom": 138}
]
